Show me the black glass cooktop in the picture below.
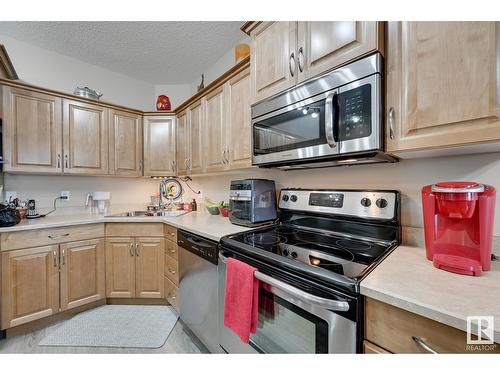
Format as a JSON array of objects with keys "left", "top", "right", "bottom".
[{"left": 229, "top": 223, "right": 393, "bottom": 279}]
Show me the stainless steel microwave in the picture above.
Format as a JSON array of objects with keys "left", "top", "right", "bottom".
[{"left": 251, "top": 53, "right": 397, "bottom": 169}]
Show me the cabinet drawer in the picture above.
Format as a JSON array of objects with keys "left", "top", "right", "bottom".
[
  {"left": 106, "top": 223, "right": 163, "bottom": 237},
  {"left": 365, "top": 297, "right": 500, "bottom": 354},
  {"left": 164, "top": 254, "right": 179, "bottom": 285},
  {"left": 165, "top": 276, "right": 179, "bottom": 312},
  {"left": 164, "top": 224, "right": 177, "bottom": 243},
  {"left": 0, "top": 224, "right": 104, "bottom": 251},
  {"left": 165, "top": 240, "right": 178, "bottom": 260},
  {"left": 363, "top": 340, "right": 391, "bottom": 354}
]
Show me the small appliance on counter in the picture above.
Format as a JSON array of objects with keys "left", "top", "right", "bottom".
[
  {"left": 26, "top": 199, "right": 40, "bottom": 219},
  {"left": 85, "top": 191, "right": 111, "bottom": 213},
  {"left": 422, "top": 182, "right": 496, "bottom": 276},
  {"left": 228, "top": 179, "right": 277, "bottom": 227}
]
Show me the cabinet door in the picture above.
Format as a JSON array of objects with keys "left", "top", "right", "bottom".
[
  {"left": 60, "top": 239, "right": 105, "bottom": 311},
  {"left": 297, "top": 21, "right": 379, "bottom": 82},
  {"left": 2, "top": 86, "right": 63, "bottom": 173},
  {"left": 63, "top": 99, "right": 109, "bottom": 174},
  {"left": 387, "top": 22, "right": 500, "bottom": 154},
  {"left": 250, "top": 21, "right": 297, "bottom": 104},
  {"left": 175, "top": 111, "right": 188, "bottom": 176},
  {"left": 188, "top": 100, "right": 204, "bottom": 174},
  {"left": 1, "top": 245, "right": 60, "bottom": 329},
  {"left": 204, "top": 86, "right": 226, "bottom": 172},
  {"left": 109, "top": 110, "right": 142, "bottom": 176},
  {"left": 143, "top": 116, "right": 176, "bottom": 176},
  {"left": 225, "top": 67, "right": 252, "bottom": 170},
  {"left": 105, "top": 237, "right": 136, "bottom": 298},
  {"left": 135, "top": 237, "right": 164, "bottom": 299}
]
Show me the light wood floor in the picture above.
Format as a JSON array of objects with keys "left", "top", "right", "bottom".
[{"left": 0, "top": 319, "right": 209, "bottom": 354}]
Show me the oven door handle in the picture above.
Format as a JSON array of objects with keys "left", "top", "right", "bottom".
[
  {"left": 219, "top": 253, "right": 349, "bottom": 312},
  {"left": 325, "top": 92, "right": 338, "bottom": 149}
]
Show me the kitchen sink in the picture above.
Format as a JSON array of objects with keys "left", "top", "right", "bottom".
[{"left": 106, "top": 210, "right": 188, "bottom": 218}]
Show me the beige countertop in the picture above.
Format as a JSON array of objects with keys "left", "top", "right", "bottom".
[
  {"left": 0, "top": 207, "right": 254, "bottom": 241},
  {"left": 361, "top": 245, "right": 500, "bottom": 342}
]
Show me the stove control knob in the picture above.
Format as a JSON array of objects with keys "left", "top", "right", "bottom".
[
  {"left": 376, "top": 198, "right": 388, "bottom": 208},
  {"left": 290, "top": 195, "right": 298, "bottom": 202},
  {"left": 283, "top": 248, "right": 289, "bottom": 256},
  {"left": 290, "top": 251, "right": 298, "bottom": 259},
  {"left": 282, "top": 194, "right": 289, "bottom": 202},
  {"left": 360, "top": 197, "right": 371, "bottom": 207}
]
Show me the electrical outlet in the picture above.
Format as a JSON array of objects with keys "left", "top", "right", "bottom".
[
  {"left": 60, "top": 191, "right": 71, "bottom": 200},
  {"left": 5, "top": 191, "right": 17, "bottom": 202}
]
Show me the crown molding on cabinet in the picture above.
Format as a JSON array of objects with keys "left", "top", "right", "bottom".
[{"left": 0, "top": 44, "right": 18, "bottom": 80}]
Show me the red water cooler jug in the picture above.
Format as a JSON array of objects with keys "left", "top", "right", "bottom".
[{"left": 422, "top": 182, "right": 496, "bottom": 276}]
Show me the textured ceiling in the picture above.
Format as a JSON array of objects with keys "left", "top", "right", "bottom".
[{"left": 0, "top": 21, "right": 244, "bottom": 84}]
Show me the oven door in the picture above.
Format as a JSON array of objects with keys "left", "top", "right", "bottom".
[
  {"left": 252, "top": 89, "right": 340, "bottom": 166},
  {"left": 218, "top": 252, "right": 357, "bottom": 354}
]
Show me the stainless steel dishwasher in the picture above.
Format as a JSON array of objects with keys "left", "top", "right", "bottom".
[{"left": 178, "top": 230, "right": 221, "bottom": 353}]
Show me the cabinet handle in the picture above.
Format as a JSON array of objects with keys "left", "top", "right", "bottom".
[
  {"left": 389, "top": 107, "right": 395, "bottom": 140},
  {"left": 64, "top": 154, "right": 69, "bottom": 169},
  {"left": 57, "top": 154, "right": 61, "bottom": 168},
  {"left": 53, "top": 250, "right": 58, "bottom": 268},
  {"left": 61, "top": 249, "right": 66, "bottom": 266},
  {"left": 48, "top": 233, "right": 70, "bottom": 240},
  {"left": 139, "top": 159, "right": 143, "bottom": 173},
  {"left": 298, "top": 47, "right": 304, "bottom": 72},
  {"left": 188, "top": 158, "right": 191, "bottom": 170},
  {"left": 168, "top": 294, "right": 176, "bottom": 300},
  {"left": 184, "top": 158, "right": 188, "bottom": 171},
  {"left": 135, "top": 242, "right": 139, "bottom": 256},
  {"left": 225, "top": 149, "right": 230, "bottom": 164},
  {"left": 170, "top": 249, "right": 176, "bottom": 254},
  {"left": 171, "top": 160, "right": 176, "bottom": 172},
  {"left": 411, "top": 336, "right": 438, "bottom": 354},
  {"left": 221, "top": 150, "right": 226, "bottom": 164},
  {"left": 289, "top": 52, "right": 296, "bottom": 77},
  {"left": 129, "top": 242, "right": 134, "bottom": 256},
  {"left": 168, "top": 268, "right": 176, "bottom": 274}
]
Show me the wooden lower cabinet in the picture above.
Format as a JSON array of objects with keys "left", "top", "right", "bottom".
[
  {"left": 105, "top": 236, "right": 165, "bottom": 299},
  {"left": 363, "top": 340, "right": 391, "bottom": 354},
  {"left": 60, "top": 239, "right": 105, "bottom": 311},
  {"left": 164, "top": 276, "right": 179, "bottom": 313},
  {"left": 1, "top": 245, "right": 60, "bottom": 329},
  {"left": 135, "top": 237, "right": 165, "bottom": 299},
  {"left": 365, "top": 297, "right": 500, "bottom": 354},
  {"left": 105, "top": 237, "right": 136, "bottom": 298}
]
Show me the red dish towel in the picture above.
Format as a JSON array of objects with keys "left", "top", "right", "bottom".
[{"left": 224, "top": 257, "right": 259, "bottom": 343}]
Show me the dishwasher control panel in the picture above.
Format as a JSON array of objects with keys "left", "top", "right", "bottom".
[{"left": 178, "top": 230, "right": 218, "bottom": 265}]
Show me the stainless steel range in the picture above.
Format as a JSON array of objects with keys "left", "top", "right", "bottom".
[{"left": 218, "top": 188, "right": 401, "bottom": 353}]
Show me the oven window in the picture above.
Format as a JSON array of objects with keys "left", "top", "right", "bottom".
[
  {"left": 249, "top": 289, "right": 328, "bottom": 353},
  {"left": 253, "top": 100, "right": 326, "bottom": 155},
  {"left": 338, "top": 84, "right": 372, "bottom": 141},
  {"left": 230, "top": 201, "right": 251, "bottom": 221}
]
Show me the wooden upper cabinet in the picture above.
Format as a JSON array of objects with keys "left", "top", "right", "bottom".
[
  {"left": 250, "top": 21, "right": 297, "bottom": 104},
  {"left": 176, "top": 111, "right": 188, "bottom": 176},
  {"left": 59, "top": 239, "right": 105, "bottom": 311},
  {"left": 109, "top": 109, "right": 142, "bottom": 176},
  {"left": 188, "top": 100, "right": 204, "bottom": 174},
  {"left": 105, "top": 237, "right": 136, "bottom": 298},
  {"left": 135, "top": 237, "right": 164, "bottom": 299},
  {"left": 297, "top": 21, "right": 380, "bottom": 82},
  {"left": 2, "top": 86, "right": 63, "bottom": 173},
  {"left": 143, "top": 115, "right": 176, "bottom": 177},
  {"left": 63, "top": 99, "right": 109, "bottom": 175},
  {"left": 386, "top": 22, "right": 500, "bottom": 154},
  {"left": 225, "top": 67, "right": 252, "bottom": 169},
  {"left": 1, "top": 245, "right": 60, "bottom": 329},
  {"left": 204, "top": 86, "right": 226, "bottom": 172}
]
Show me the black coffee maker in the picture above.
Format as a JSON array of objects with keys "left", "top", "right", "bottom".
[{"left": 229, "top": 179, "right": 277, "bottom": 227}]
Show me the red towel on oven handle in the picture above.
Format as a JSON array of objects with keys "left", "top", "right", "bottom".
[{"left": 223, "top": 257, "right": 259, "bottom": 343}]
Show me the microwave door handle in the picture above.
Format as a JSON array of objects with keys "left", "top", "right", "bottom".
[
  {"left": 325, "top": 92, "right": 338, "bottom": 149},
  {"left": 218, "top": 253, "right": 349, "bottom": 312}
]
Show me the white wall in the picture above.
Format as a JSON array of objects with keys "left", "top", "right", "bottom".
[
  {"left": 181, "top": 153, "right": 500, "bottom": 236},
  {"left": 189, "top": 36, "right": 250, "bottom": 95},
  {"left": 0, "top": 34, "right": 155, "bottom": 111}
]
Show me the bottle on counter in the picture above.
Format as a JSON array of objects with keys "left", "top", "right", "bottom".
[{"left": 192, "top": 199, "right": 197, "bottom": 211}]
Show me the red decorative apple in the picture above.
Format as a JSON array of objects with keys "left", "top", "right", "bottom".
[{"left": 156, "top": 95, "right": 172, "bottom": 111}]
